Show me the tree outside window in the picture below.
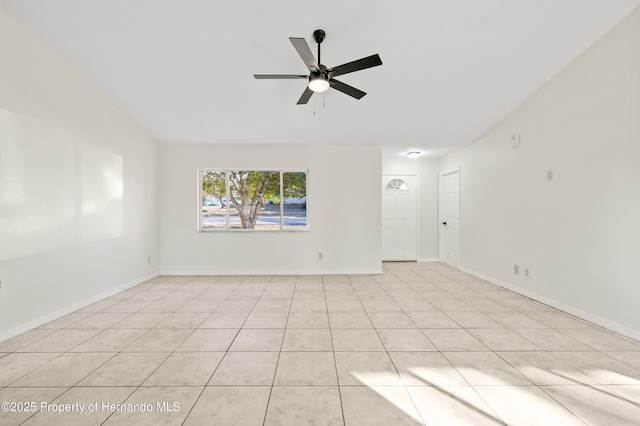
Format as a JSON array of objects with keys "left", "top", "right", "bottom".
[{"left": 200, "top": 170, "right": 307, "bottom": 231}]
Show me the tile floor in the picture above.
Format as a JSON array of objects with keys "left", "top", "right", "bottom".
[{"left": 1, "top": 262, "right": 640, "bottom": 425}]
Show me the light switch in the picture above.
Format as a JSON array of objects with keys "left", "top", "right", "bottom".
[{"left": 511, "top": 134, "right": 521, "bottom": 148}]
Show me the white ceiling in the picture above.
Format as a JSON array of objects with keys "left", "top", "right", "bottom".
[{"left": 2, "top": 1, "right": 638, "bottom": 157}]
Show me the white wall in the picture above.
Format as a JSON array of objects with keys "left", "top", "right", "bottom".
[
  {"left": 439, "top": 7, "right": 640, "bottom": 338},
  {"left": 382, "top": 157, "right": 440, "bottom": 261},
  {"left": 160, "top": 144, "right": 382, "bottom": 275},
  {"left": 0, "top": 8, "right": 160, "bottom": 340}
]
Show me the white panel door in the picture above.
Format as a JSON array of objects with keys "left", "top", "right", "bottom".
[
  {"left": 442, "top": 170, "right": 460, "bottom": 267},
  {"left": 382, "top": 175, "right": 417, "bottom": 261}
]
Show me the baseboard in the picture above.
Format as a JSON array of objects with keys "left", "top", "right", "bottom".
[
  {"left": 417, "top": 258, "right": 441, "bottom": 262},
  {"left": 0, "top": 272, "right": 159, "bottom": 344},
  {"left": 459, "top": 266, "right": 640, "bottom": 342},
  {"left": 159, "top": 267, "right": 384, "bottom": 276}
]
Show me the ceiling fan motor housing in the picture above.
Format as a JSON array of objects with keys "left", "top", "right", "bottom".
[{"left": 313, "top": 29, "right": 326, "bottom": 44}]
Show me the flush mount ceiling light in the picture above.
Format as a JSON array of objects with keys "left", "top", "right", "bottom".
[
  {"left": 254, "top": 29, "right": 383, "bottom": 104},
  {"left": 407, "top": 151, "right": 421, "bottom": 158}
]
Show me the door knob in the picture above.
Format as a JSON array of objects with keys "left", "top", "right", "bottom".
[{"left": 442, "top": 221, "right": 447, "bottom": 225}]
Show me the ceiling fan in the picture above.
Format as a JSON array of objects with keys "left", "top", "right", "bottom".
[{"left": 254, "top": 29, "right": 383, "bottom": 105}]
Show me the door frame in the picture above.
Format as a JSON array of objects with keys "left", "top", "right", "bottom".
[
  {"left": 381, "top": 174, "right": 419, "bottom": 261},
  {"left": 439, "top": 168, "right": 461, "bottom": 266}
]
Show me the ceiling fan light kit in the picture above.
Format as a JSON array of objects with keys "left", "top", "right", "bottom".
[
  {"left": 254, "top": 29, "right": 382, "bottom": 104},
  {"left": 308, "top": 73, "right": 330, "bottom": 92}
]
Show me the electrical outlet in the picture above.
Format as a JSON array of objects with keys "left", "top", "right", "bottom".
[
  {"left": 547, "top": 170, "right": 554, "bottom": 181},
  {"left": 318, "top": 252, "right": 323, "bottom": 260},
  {"left": 524, "top": 268, "right": 530, "bottom": 278},
  {"left": 514, "top": 265, "right": 519, "bottom": 274}
]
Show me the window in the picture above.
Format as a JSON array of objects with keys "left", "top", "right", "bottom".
[
  {"left": 385, "top": 179, "right": 408, "bottom": 190},
  {"left": 199, "top": 169, "right": 307, "bottom": 231}
]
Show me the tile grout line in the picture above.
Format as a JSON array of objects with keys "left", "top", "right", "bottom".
[
  {"left": 328, "top": 274, "right": 347, "bottom": 426},
  {"left": 261, "top": 275, "right": 294, "bottom": 426},
  {"left": 179, "top": 274, "right": 253, "bottom": 426}
]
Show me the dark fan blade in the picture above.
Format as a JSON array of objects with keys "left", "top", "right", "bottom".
[
  {"left": 329, "top": 79, "right": 366, "bottom": 99},
  {"left": 254, "top": 74, "right": 307, "bottom": 79},
  {"left": 327, "top": 54, "right": 382, "bottom": 77},
  {"left": 289, "top": 37, "right": 319, "bottom": 72},
  {"left": 296, "top": 87, "right": 314, "bottom": 105}
]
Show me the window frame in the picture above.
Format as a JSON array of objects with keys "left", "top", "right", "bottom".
[{"left": 197, "top": 168, "right": 309, "bottom": 232}]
